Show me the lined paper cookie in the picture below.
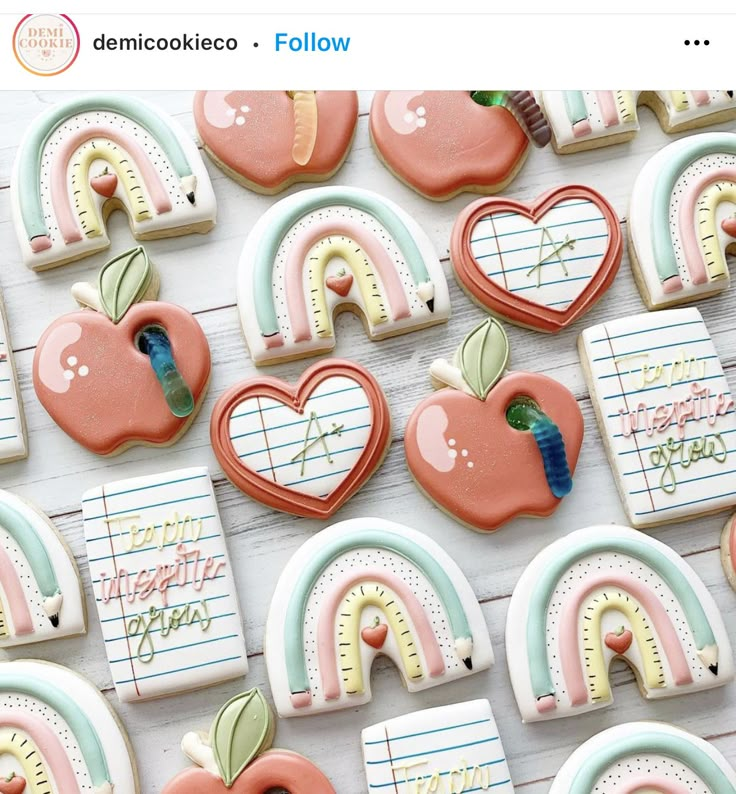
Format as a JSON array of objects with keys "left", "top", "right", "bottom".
[
  {"left": 579, "top": 307, "right": 736, "bottom": 527},
  {"left": 81, "top": 466, "right": 248, "bottom": 702}
]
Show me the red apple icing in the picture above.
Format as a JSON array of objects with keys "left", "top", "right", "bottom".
[
  {"left": 370, "top": 91, "right": 531, "bottom": 199},
  {"left": 405, "top": 318, "right": 583, "bottom": 531},
  {"left": 34, "top": 303, "right": 210, "bottom": 455},
  {"left": 194, "top": 91, "right": 358, "bottom": 191},
  {"left": 210, "top": 358, "right": 391, "bottom": 519},
  {"left": 163, "top": 750, "right": 335, "bottom": 794}
]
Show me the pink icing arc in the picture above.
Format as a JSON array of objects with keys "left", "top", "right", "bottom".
[
  {"left": 678, "top": 166, "right": 736, "bottom": 286},
  {"left": 0, "top": 710, "right": 81, "bottom": 792},
  {"left": 559, "top": 572, "right": 693, "bottom": 707},
  {"left": 0, "top": 545, "right": 34, "bottom": 636},
  {"left": 285, "top": 218, "right": 412, "bottom": 343},
  {"left": 35, "top": 321, "right": 83, "bottom": 394},
  {"left": 383, "top": 91, "right": 426, "bottom": 135},
  {"left": 51, "top": 125, "right": 173, "bottom": 244},
  {"left": 317, "top": 568, "right": 445, "bottom": 701},
  {"left": 620, "top": 776, "right": 693, "bottom": 794},
  {"left": 596, "top": 91, "right": 620, "bottom": 127},
  {"left": 692, "top": 91, "right": 711, "bottom": 107}
]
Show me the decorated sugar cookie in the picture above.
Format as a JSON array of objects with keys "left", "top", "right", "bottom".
[
  {"left": 506, "top": 525, "right": 733, "bottom": 723},
  {"left": 542, "top": 90, "right": 736, "bottom": 154},
  {"left": 82, "top": 467, "right": 248, "bottom": 702},
  {"left": 33, "top": 246, "right": 211, "bottom": 456},
  {"left": 451, "top": 185, "right": 622, "bottom": 332},
  {"left": 0, "top": 295, "right": 27, "bottom": 464},
  {"left": 0, "top": 489, "right": 85, "bottom": 648},
  {"left": 194, "top": 91, "right": 358, "bottom": 193},
  {"left": 370, "top": 91, "right": 550, "bottom": 200},
  {"left": 362, "top": 699, "right": 513, "bottom": 794},
  {"left": 720, "top": 512, "right": 736, "bottom": 591},
  {"left": 210, "top": 359, "right": 391, "bottom": 519},
  {"left": 549, "top": 721, "right": 736, "bottom": 793},
  {"left": 162, "top": 688, "right": 335, "bottom": 793},
  {"left": 579, "top": 308, "right": 736, "bottom": 527},
  {"left": 264, "top": 517, "right": 493, "bottom": 717},
  {"left": 238, "top": 186, "right": 450, "bottom": 365},
  {"left": 0, "top": 659, "right": 139, "bottom": 793},
  {"left": 629, "top": 132, "right": 736, "bottom": 309},
  {"left": 11, "top": 92, "right": 216, "bottom": 271},
  {"left": 405, "top": 318, "right": 583, "bottom": 531}
]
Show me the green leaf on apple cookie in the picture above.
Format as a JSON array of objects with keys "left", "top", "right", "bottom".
[
  {"left": 211, "top": 688, "right": 273, "bottom": 786},
  {"left": 98, "top": 246, "right": 154, "bottom": 323},
  {"left": 459, "top": 317, "right": 509, "bottom": 400}
]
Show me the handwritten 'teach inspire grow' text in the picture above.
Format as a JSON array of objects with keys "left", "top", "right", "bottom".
[
  {"left": 391, "top": 757, "right": 498, "bottom": 793},
  {"left": 98, "top": 513, "right": 224, "bottom": 662},
  {"left": 613, "top": 350, "right": 732, "bottom": 492}
]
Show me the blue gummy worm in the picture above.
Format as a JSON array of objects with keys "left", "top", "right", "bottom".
[{"left": 531, "top": 415, "right": 573, "bottom": 498}]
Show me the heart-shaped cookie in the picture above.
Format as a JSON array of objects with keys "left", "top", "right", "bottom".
[
  {"left": 451, "top": 185, "right": 622, "bottom": 333},
  {"left": 210, "top": 359, "right": 391, "bottom": 519}
]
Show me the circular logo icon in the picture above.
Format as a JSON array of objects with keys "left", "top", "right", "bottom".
[{"left": 13, "top": 14, "right": 80, "bottom": 76}]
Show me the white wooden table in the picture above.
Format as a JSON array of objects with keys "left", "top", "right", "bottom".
[{"left": 1, "top": 90, "right": 736, "bottom": 794}]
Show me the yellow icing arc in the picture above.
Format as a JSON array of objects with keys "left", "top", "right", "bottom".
[
  {"left": 307, "top": 237, "right": 389, "bottom": 339},
  {"left": 697, "top": 180, "right": 736, "bottom": 280},
  {"left": 0, "top": 728, "right": 52, "bottom": 794},
  {"left": 582, "top": 591, "right": 665, "bottom": 704},
  {"left": 669, "top": 91, "right": 691, "bottom": 112},
  {"left": 337, "top": 582, "right": 423, "bottom": 695},
  {"left": 617, "top": 91, "right": 637, "bottom": 123},
  {"left": 70, "top": 139, "right": 151, "bottom": 239}
]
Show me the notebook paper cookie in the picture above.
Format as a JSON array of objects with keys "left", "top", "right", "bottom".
[
  {"left": 82, "top": 467, "right": 248, "bottom": 703},
  {"left": 506, "top": 525, "right": 733, "bottom": 722},
  {"left": 579, "top": 307, "right": 736, "bottom": 527},
  {"left": 549, "top": 721, "right": 736, "bottom": 794},
  {"left": 450, "top": 185, "right": 622, "bottom": 333},
  {"left": 0, "top": 659, "right": 139, "bottom": 793},
  {"left": 0, "top": 295, "right": 27, "bottom": 464},
  {"left": 362, "top": 699, "right": 514, "bottom": 794},
  {"left": 0, "top": 488, "right": 86, "bottom": 648},
  {"left": 11, "top": 93, "right": 216, "bottom": 271},
  {"left": 629, "top": 132, "right": 736, "bottom": 309},
  {"left": 542, "top": 90, "right": 736, "bottom": 154},
  {"left": 264, "top": 517, "right": 493, "bottom": 717},
  {"left": 237, "top": 186, "right": 451, "bottom": 365}
]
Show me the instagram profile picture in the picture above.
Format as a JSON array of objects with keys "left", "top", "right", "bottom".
[{"left": 13, "top": 14, "right": 80, "bottom": 76}]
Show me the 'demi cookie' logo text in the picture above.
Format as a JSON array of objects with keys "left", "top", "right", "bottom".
[{"left": 13, "top": 14, "right": 80, "bottom": 76}]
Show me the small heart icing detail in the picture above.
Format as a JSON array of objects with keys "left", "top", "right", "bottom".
[
  {"left": 451, "top": 185, "right": 622, "bottom": 333},
  {"left": 90, "top": 171, "right": 119, "bottom": 198},
  {"left": 210, "top": 359, "right": 391, "bottom": 519},
  {"left": 361, "top": 622, "right": 388, "bottom": 649},
  {"left": 605, "top": 629, "right": 633, "bottom": 654},
  {"left": 326, "top": 272, "right": 354, "bottom": 297}
]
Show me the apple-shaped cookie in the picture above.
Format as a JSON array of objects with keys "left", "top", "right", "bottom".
[
  {"left": 33, "top": 246, "right": 210, "bottom": 456},
  {"left": 194, "top": 91, "right": 358, "bottom": 194},
  {"left": 405, "top": 318, "right": 584, "bottom": 531},
  {"left": 162, "top": 688, "right": 335, "bottom": 794},
  {"left": 370, "top": 91, "right": 550, "bottom": 200}
]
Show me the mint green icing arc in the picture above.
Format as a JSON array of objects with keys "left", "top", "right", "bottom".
[
  {"left": 651, "top": 133, "right": 736, "bottom": 283},
  {"left": 527, "top": 536, "right": 716, "bottom": 699},
  {"left": 284, "top": 529, "right": 472, "bottom": 695},
  {"left": 563, "top": 91, "right": 588, "bottom": 124},
  {"left": 0, "top": 672, "right": 111, "bottom": 787},
  {"left": 0, "top": 500, "right": 60, "bottom": 598},
  {"left": 569, "top": 731, "right": 736, "bottom": 794},
  {"left": 18, "top": 93, "right": 193, "bottom": 241},
  {"left": 253, "top": 188, "right": 431, "bottom": 338}
]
